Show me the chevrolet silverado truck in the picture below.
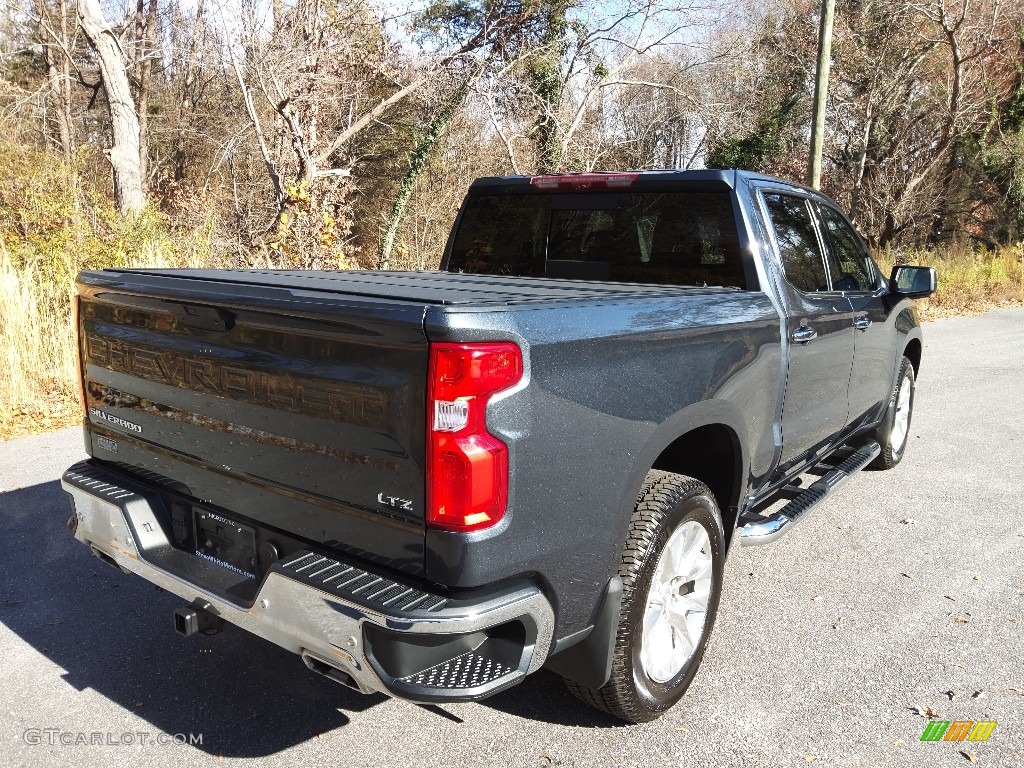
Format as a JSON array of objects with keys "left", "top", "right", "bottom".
[{"left": 62, "top": 170, "right": 936, "bottom": 722}]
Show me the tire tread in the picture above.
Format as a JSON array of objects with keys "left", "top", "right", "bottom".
[{"left": 563, "top": 470, "right": 717, "bottom": 722}]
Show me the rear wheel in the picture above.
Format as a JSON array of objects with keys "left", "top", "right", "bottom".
[
  {"left": 872, "top": 356, "right": 915, "bottom": 470},
  {"left": 563, "top": 470, "right": 725, "bottom": 722}
]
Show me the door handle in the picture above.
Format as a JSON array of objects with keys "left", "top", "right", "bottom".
[
  {"left": 853, "top": 315, "right": 872, "bottom": 331},
  {"left": 792, "top": 325, "right": 817, "bottom": 343}
]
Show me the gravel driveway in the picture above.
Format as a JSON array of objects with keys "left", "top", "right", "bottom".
[{"left": 1, "top": 308, "right": 1021, "bottom": 768}]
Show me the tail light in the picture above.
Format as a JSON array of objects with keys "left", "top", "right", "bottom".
[
  {"left": 530, "top": 173, "right": 638, "bottom": 190},
  {"left": 427, "top": 342, "right": 523, "bottom": 531}
]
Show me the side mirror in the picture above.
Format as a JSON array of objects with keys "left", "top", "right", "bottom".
[{"left": 890, "top": 265, "right": 936, "bottom": 299}]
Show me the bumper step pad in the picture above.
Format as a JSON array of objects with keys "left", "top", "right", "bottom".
[
  {"left": 399, "top": 651, "right": 515, "bottom": 689},
  {"left": 278, "top": 552, "right": 448, "bottom": 614}
]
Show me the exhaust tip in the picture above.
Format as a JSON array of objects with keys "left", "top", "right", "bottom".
[{"left": 301, "top": 651, "right": 364, "bottom": 693}]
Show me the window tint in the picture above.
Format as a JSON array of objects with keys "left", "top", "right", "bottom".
[
  {"left": 446, "top": 196, "right": 548, "bottom": 277},
  {"left": 817, "top": 204, "right": 876, "bottom": 292},
  {"left": 447, "top": 191, "right": 747, "bottom": 288},
  {"left": 762, "top": 193, "right": 828, "bottom": 293}
]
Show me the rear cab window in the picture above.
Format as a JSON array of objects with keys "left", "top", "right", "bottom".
[{"left": 445, "top": 188, "right": 750, "bottom": 289}]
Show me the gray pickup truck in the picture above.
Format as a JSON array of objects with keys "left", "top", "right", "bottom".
[{"left": 62, "top": 170, "right": 936, "bottom": 722}]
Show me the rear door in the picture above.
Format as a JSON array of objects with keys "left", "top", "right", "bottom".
[
  {"left": 78, "top": 271, "right": 430, "bottom": 575},
  {"left": 759, "top": 191, "right": 856, "bottom": 470}
]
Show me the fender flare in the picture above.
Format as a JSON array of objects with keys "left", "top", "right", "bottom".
[{"left": 614, "top": 399, "right": 750, "bottom": 553}]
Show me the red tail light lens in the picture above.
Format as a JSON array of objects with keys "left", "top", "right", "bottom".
[
  {"left": 427, "top": 342, "right": 523, "bottom": 531},
  {"left": 530, "top": 173, "right": 638, "bottom": 190}
]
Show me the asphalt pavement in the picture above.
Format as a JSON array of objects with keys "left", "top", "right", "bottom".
[{"left": 1, "top": 308, "right": 1021, "bottom": 768}]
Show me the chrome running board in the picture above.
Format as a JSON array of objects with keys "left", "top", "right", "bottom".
[{"left": 738, "top": 441, "right": 881, "bottom": 546}]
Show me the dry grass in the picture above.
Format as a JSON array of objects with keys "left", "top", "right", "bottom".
[
  {"left": 0, "top": 242, "right": 79, "bottom": 440},
  {"left": 0, "top": 240, "right": 212, "bottom": 441},
  {"left": 0, "top": 143, "right": 221, "bottom": 441},
  {"left": 876, "top": 243, "right": 1024, "bottom": 320}
]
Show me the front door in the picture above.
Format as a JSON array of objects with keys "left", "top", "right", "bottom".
[{"left": 814, "top": 201, "right": 898, "bottom": 428}]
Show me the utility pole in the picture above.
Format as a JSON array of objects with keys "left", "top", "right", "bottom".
[{"left": 808, "top": 0, "right": 835, "bottom": 190}]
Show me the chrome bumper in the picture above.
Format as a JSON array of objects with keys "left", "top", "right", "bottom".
[{"left": 61, "top": 461, "right": 554, "bottom": 702}]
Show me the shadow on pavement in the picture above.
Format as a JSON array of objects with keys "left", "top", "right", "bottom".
[
  {"left": 482, "top": 669, "right": 628, "bottom": 728},
  {"left": 0, "top": 480, "right": 384, "bottom": 757},
  {"left": 0, "top": 479, "right": 624, "bottom": 757}
]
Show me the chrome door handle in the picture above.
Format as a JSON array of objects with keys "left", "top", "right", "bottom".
[
  {"left": 792, "top": 325, "right": 817, "bottom": 343},
  {"left": 853, "top": 315, "right": 872, "bottom": 331}
]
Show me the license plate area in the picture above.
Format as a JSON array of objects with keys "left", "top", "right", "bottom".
[{"left": 193, "top": 508, "right": 257, "bottom": 579}]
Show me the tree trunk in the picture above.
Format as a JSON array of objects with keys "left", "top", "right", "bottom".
[
  {"left": 35, "top": 0, "right": 74, "bottom": 161},
  {"left": 78, "top": 0, "right": 146, "bottom": 215},
  {"left": 136, "top": 0, "right": 158, "bottom": 190},
  {"left": 173, "top": 0, "right": 203, "bottom": 181},
  {"left": 379, "top": 81, "right": 471, "bottom": 270},
  {"left": 530, "top": 2, "right": 570, "bottom": 173}
]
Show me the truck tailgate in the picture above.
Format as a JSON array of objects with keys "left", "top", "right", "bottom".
[{"left": 76, "top": 270, "right": 429, "bottom": 575}]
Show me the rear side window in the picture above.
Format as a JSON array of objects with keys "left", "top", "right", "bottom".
[
  {"left": 762, "top": 193, "right": 828, "bottom": 293},
  {"left": 446, "top": 191, "right": 748, "bottom": 288},
  {"left": 816, "top": 204, "right": 877, "bottom": 292}
]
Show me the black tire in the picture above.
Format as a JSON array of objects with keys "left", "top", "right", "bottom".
[
  {"left": 871, "top": 356, "right": 916, "bottom": 470},
  {"left": 563, "top": 470, "right": 725, "bottom": 722}
]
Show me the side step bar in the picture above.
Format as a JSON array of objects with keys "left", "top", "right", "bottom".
[{"left": 738, "top": 441, "right": 881, "bottom": 546}]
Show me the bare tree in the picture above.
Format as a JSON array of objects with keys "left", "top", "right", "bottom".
[
  {"left": 134, "top": 0, "right": 159, "bottom": 190},
  {"left": 826, "top": 0, "right": 1021, "bottom": 246},
  {"left": 77, "top": 0, "right": 145, "bottom": 215},
  {"left": 33, "top": 0, "right": 74, "bottom": 161},
  {"left": 485, "top": 0, "right": 726, "bottom": 173},
  {"left": 172, "top": 0, "right": 204, "bottom": 182}
]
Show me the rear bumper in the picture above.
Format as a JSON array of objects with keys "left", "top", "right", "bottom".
[{"left": 61, "top": 460, "right": 553, "bottom": 702}]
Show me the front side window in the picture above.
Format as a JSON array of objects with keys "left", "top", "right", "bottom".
[
  {"left": 816, "top": 204, "right": 877, "bottom": 292},
  {"left": 762, "top": 193, "right": 828, "bottom": 293}
]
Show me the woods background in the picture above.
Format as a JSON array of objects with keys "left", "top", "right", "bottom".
[{"left": 1, "top": 0, "right": 1023, "bottom": 438}]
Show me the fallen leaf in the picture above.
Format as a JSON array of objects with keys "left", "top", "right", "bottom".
[
  {"left": 804, "top": 756, "right": 817, "bottom": 763},
  {"left": 943, "top": 690, "right": 955, "bottom": 701},
  {"left": 951, "top": 614, "right": 971, "bottom": 624},
  {"left": 973, "top": 575, "right": 981, "bottom": 581},
  {"left": 1004, "top": 686, "right": 1024, "bottom": 695},
  {"left": 892, "top": 739, "right": 906, "bottom": 746},
  {"left": 959, "top": 750, "right": 978, "bottom": 763},
  {"left": 811, "top": 595, "right": 821, "bottom": 601},
  {"left": 674, "top": 727, "right": 689, "bottom": 733},
  {"left": 913, "top": 705, "right": 941, "bottom": 718}
]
